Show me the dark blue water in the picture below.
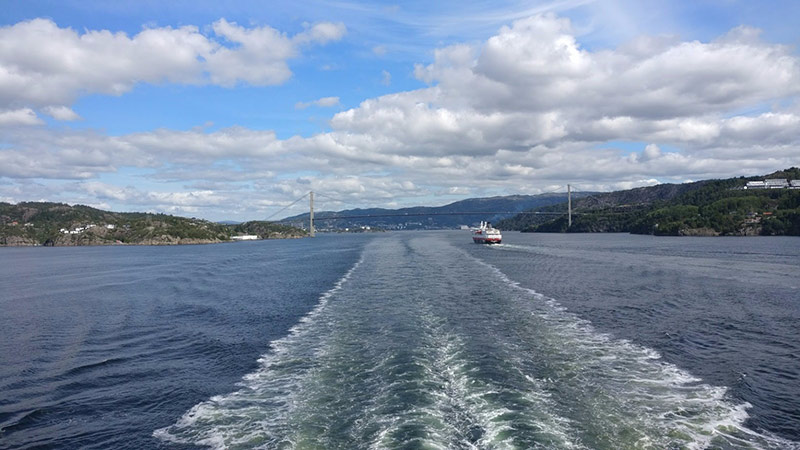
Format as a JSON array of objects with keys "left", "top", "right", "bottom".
[
  {"left": 1, "top": 232, "right": 798, "bottom": 449},
  {"left": 0, "top": 236, "right": 364, "bottom": 449}
]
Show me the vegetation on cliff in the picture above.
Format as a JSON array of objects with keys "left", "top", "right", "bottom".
[
  {"left": 498, "top": 168, "right": 800, "bottom": 236},
  {"left": 0, "top": 202, "right": 306, "bottom": 246}
]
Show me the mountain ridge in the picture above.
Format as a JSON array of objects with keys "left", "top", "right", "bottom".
[{"left": 279, "top": 193, "right": 593, "bottom": 230}]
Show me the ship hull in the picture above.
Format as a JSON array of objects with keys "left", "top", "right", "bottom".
[{"left": 472, "top": 221, "right": 502, "bottom": 244}]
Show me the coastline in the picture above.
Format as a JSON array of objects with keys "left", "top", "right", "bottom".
[{"left": 0, "top": 235, "right": 306, "bottom": 247}]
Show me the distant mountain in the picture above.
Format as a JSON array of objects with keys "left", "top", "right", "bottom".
[
  {"left": 0, "top": 202, "right": 306, "bottom": 246},
  {"left": 279, "top": 193, "right": 593, "bottom": 230},
  {"left": 498, "top": 168, "right": 800, "bottom": 236}
]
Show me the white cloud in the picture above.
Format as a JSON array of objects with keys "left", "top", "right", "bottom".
[
  {"left": 204, "top": 18, "right": 295, "bottom": 87},
  {"left": 327, "top": 13, "right": 800, "bottom": 168},
  {"left": 1, "top": 13, "right": 799, "bottom": 219},
  {"left": 381, "top": 70, "right": 391, "bottom": 86},
  {"left": 295, "top": 96, "right": 341, "bottom": 109},
  {"left": 445, "top": 186, "right": 472, "bottom": 195},
  {"left": 373, "top": 45, "right": 387, "bottom": 56},
  {"left": 42, "top": 105, "right": 81, "bottom": 121},
  {"left": 0, "top": 18, "right": 346, "bottom": 108},
  {"left": 411, "top": 14, "right": 800, "bottom": 121},
  {"left": 81, "top": 181, "right": 226, "bottom": 210},
  {"left": 293, "top": 22, "right": 347, "bottom": 45},
  {"left": 640, "top": 144, "right": 661, "bottom": 161},
  {"left": 0, "top": 107, "right": 41, "bottom": 126}
]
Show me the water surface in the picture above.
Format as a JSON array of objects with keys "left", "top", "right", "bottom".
[{"left": 1, "top": 232, "right": 798, "bottom": 449}]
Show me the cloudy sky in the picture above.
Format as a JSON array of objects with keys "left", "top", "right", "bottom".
[{"left": 1, "top": 0, "right": 799, "bottom": 220}]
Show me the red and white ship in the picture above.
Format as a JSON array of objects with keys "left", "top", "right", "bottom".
[{"left": 472, "top": 221, "right": 502, "bottom": 244}]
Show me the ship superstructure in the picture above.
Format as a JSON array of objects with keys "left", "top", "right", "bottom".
[{"left": 472, "top": 221, "right": 502, "bottom": 244}]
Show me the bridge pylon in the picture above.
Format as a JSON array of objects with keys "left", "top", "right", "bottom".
[
  {"left": 568, "top": 184, "right": 572, "bottom": 228},
  {"left": 309, "top": 191, "right": 315, "bottom": 237}
]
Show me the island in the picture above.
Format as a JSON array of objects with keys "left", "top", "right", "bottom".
[{"left": 0, "top": 202, "right": 307, "bottom": 246}]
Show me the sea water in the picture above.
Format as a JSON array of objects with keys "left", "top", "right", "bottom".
[{"left": 1, "top": 232, "right": 798, "bottom": 449}]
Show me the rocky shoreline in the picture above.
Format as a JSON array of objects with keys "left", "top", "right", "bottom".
[
  {"left": 1, "top": 235, "right": 305, "bottom": 247},
  {"left": 1, "top": 202, "right": 308, "bottom": 247}
]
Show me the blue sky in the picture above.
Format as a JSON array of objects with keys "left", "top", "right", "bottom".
[{"left": 1, "top": 0, "right": 799, "bottom": 220}]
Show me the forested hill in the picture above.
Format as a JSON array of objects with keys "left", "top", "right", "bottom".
[
  {"left": 280, "top": 193, "right": 592, "bottom": 230},
  {"left": 0, "top": 202, "right": 306, "bottom": 246},
  {"left": 497, "top": 168, "right": 800, "bottom": 236},
  {"left": 497, "top": 182, "right": 707, "bottom": 231}
]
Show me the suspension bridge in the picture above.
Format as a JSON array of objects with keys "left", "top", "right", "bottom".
[{"left": 265, "top": 185, "right": 586, "bottom": 237}]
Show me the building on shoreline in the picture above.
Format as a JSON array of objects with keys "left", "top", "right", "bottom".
[
  {"left": 231, "top": 235, "right": 259, "bottom": 241},
  {"left": 744, "top": 179, "right": 798, "bottom": 189}
]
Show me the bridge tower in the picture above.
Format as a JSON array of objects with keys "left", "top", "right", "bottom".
[
  {"left": 567, "top": 184, "right": 572, "bottom": 228},
  {"left": 309, "top": 191, "right": 315, "bottom": 237}
]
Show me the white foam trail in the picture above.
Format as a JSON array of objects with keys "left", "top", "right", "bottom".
[
  {"left": 360, "top": 306, "right": 585, "bottom": 450},
  {"left": 355, "top": 236, "right": 589, "bottom": 449},
  {"left": 416, "top": 313, "right": 586, "bottom": 450},
  {"left": 153, "top": 254, "right": 365, "bottom": 449},
  {"left": 155, "top": 235, "right": 799, "bottom": 449},
  {"left": 463, "top": 249, "right": 798, "bottom": 449}
]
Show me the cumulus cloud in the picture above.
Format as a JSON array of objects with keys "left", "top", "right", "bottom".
[
  {"left": 413, "top": 14, "right": 799, "bottom": 120},
  {"left": 82, "top": 181, "right": 225, "bottom": 207},
  {"left": 1, "top": 13, "right": 799, "bottom": 219},
  {"left": 640, "top": 144, "right": 662, "bottom": 161},
  {"left": 0, "top": 108, "right": 41, "bottom": 126},
  {"left": 0, "top": 18, "right": 346, "bottom": 109},
  {"left": 321, "top": 13, "right": 800, "bottom": 173},
  {"left": 0, "top": 126, "right": 285, "bottom": 179},
  {"left": 42, "top": 105, "right": 81, "bottom": 121}
]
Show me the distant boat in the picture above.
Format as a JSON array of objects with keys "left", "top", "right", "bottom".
[{"left": 472, "top": 221, "right": 502, "bottom": 244}]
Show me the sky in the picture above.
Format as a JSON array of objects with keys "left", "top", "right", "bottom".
[{"left": 1, "top": 0, "right": 799, "bottom": 221}]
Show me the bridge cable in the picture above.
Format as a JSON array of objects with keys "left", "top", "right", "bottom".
[
  {"left": 537, "top": 186, "right": 569, "bottom": 196},
  {"left": 265, "top": 192, "right": 310, "bottom": 221},
  {"left": 313, "top": 191, "right": 367, "bottom": 213}
]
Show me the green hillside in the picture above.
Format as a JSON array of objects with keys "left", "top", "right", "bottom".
[
  {"left": 0, "top": 202, "right": 306, "bottom": 246},
  {"left": 499, "top": 168, "right": 800, "bottom": 236}
]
